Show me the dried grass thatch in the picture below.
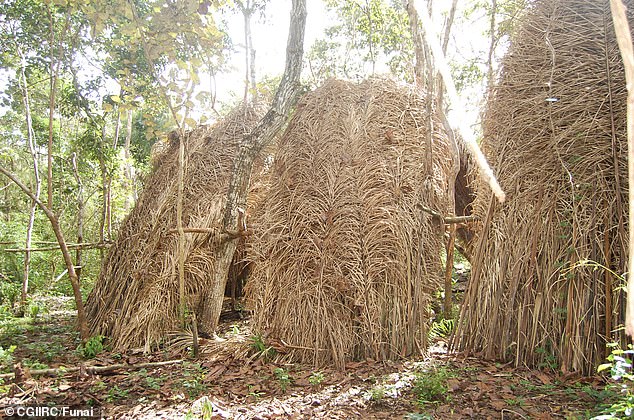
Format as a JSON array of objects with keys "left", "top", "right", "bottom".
[
  {"left": 454, "top": 0, "right": 630, "bottom": 375},
  {"left": 86, "top": 105, "right": 267, "bottom": 351},
  {"left": 246, "top": 79, "right": 458, "bottom": 368}
]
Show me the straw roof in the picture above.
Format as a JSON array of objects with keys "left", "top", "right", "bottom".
[
  {"left": 86, "top": 105, "right": 267, "bottom": 351},
  {"left": 246, "top": 79, "right": 458, "bottom": 368},
  {"left": 454, "top": 0, "right": 630, "bottom": 375}
]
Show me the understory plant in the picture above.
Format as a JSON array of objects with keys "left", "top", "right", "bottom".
[
  {"left": 593, "top": 344, "right": 634, "bottom": 419},
  {"left": 413, "top": 366, "right": 453, "bottom": 406}
]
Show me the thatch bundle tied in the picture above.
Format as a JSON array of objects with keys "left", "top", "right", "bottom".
[
  {"left": 454, "top": 0, "right": 630, "bottom": 375},
  {"left": 86, "top": 106, "right": 266, "bottom": 351},
  {"left": 246, "top": 79, "right": 457, "bottom": 368}
]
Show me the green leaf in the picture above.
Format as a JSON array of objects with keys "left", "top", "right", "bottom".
[{"left": 597, "top": 363, "right": 613, "bottom": 373}]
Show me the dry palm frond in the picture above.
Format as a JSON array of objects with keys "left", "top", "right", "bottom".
[
  {"left": 86, "top": 104, "right": 269, "bottom": 352},
  {"left": 454, "top": 0, "right": 631, "bottom": 375},
  {"left": 246, "top": 79, "right": 458, "bottom": 369}
]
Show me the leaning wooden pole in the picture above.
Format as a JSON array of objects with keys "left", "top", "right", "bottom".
[
  {"left": 414, "top": 0, "right": 506, "bottom": 204},
  {"left": 201, "top": 0, "right": 307, "bottom": 332},
  {"left": 610, "top": 0, "right": 634, "bottom": 337}
]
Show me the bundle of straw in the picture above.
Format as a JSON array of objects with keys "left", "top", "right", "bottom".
[
  {"left": 454, "top": 0, "right": 631, "bottom": 375},
  {"left": 86, "top": 105, "right": 267, "bottom": 351},
  {"left": 246, "top": 79, "right": 457, "bottom": 368}
]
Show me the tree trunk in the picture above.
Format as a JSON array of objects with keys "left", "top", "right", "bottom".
[
  {"left": 437, "top": 0, "right": 458, "bottom": 109},
  {"left": 414, "top": 3, "right": 505, "bottom": 203},
  {"left": 124, "top": 109, "right": 135, "bottom": 212},
  {"left": 486, "top": 0, "right": 498, "bottom": 95},
  {"left": 200, "top": 0, "right": 307, "bottom": 333},
  {"left": 18, "top": 49, "right": 40, "bottom": 311},
  {"left": 405, "top": 1, "right": 426, "bottom": 87},
  {"left": 99, "top": 122, "right": 109, "bottom": 258},
  {"left": 364, "top": 0, "right": 376, "bottom": 74},
  {"left": 45, "top": 5, "right": 70, "bottom": 210},
  {"left": 0, "top": 167, "right": 89, "bottom": 340},
  {"left": 610, "top": 0, "right": 634, "bottom": 337},
  {"left": 71, "top": 153, "right": 84, "bottom": 280},
  {"left": 239, "top": 0, "right": 253, "bottom": 103}
]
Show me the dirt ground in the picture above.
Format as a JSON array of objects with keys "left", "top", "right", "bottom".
[{"left": 0, "top": 299, "right": 616, "bottom": 419}]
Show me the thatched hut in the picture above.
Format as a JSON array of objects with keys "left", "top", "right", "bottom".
[
  {"left": 86, "top": 106, "right": 267, "bottom": 351},
  {"left": 454, "top": 0, "right": 630, "bottom": 375},
  {"left": 246, "top": 79, "right": 458, "bottom": 368}
]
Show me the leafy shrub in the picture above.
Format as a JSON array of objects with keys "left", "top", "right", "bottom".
[
  {"left": 273, "top": 367, "right": 292, "bottom": 392},
  {"left": 413, "top": 366, "right": 453, "bottom": 405},
  {"left": 77, "top": 335, "right": 104, "bottom": 359},
  {"left": 593, "top": 344, "right": 634, "bottom": 419},
  {"left": 309, "top": 371, "right": 325, "bottom": 386},
  {"left": 0, "top": 345, "right": 16, "bottom": 373}
]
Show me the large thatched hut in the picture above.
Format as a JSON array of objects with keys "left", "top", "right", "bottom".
[
  {"left": 454, "top": 0, "right": 630, "bottom": 375},
  {"left": 86, "top": 106, "right": 267, "bottom": 351},
  {"left": 246, "top": 79, "right": 459, "bottom": 368}
]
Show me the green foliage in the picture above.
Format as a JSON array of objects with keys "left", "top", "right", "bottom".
[
  {"left": 247, "top": 384, "right": 265, "bottom": 401},
  {"left": 368, "top": 385, "right": 386, "bottom": 402},
  {"left": 0, "top": 345, "right": 17, "bottom": 373},
  {"left": 593, "top": 344, "right": 634, "bottom": 418},
  {"left": 26, "top": 298, "right": 45, "bottom": 320},
  {"left": 0, "top": 282, "right": 20, "bottom": 309},
  {"left": 77, "top": 335, "right": 105, "bottom": 359},
  {"left": 23, "top": 358, "right": 48, "bottom": 370},
  {"left": 181, "top": 362, "right": 208, "bottom": 399},
  {"left": 135, "top": 368, "right": 165, "bottom": 390},
  {"left": 429, "top": 318, "right": 455, "bottom": 341},
  {"left": 405, "top": 414, "right": 434, "bottom": 420},
  {"left": 249, "top": 334, "right": 276, "bottom": 360},
  {"left": 413, "top": 366, "right": 454, "bottom": 406},
  {"left": 308, "top": 0, "right": 413, "bottom": 84},
  {"left": 24, "top": 340, "right": 64, "bottom": 362},
  {"left": 106, "top": 385, "right": 129, "bottom": 402},
  {"left": 535, "top": 343, "right": 559, "bottom": 372},
  {"left": 273, "top": 367, "right": 292, "bottom": 393},
  {"left": 309, "top": 371, "right": 325, "bottom": 387}
]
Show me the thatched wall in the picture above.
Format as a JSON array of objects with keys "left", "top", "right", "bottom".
[
  {"left": 86, "top": 106, "right": 266, "bottom": 351},
  {"left": 246, "top": 79, "right": 458, "bottom": 368},
  {"left": 454, "top": 0, "right": 630, "bottom": 375}
]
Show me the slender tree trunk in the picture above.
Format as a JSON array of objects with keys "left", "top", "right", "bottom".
[
  {"left": 99, "top": 122, "right": 109, "bottom": 258},
  {"left": 240, "top": 0, "right": 253, "bottom": 103},
  {"left": 107, "top": 112, "right": 120, "bottom": 239},
  {"left": 405, "top": 1, "right": 426, "bottom": 87},
  {"left": 71, "top": 153, "right": 84, "bottom": 280},
  {"left": 45, "top": 6, "right": 70, "bottom": 210},
  {"left": 17, "top": 50, "right": 40, "bottom": 311},
  {"left": 0, "top": 167, "right": 89, "bottom": 340},
  {"left": 124, "top": 109, "right": 134, "bottom": 212},
  {"left": 610, "top": 0, "right": 634, "bottom": 337},
  {"left": 46, "top": 6, "right": 56, "bottom": 210},
  {"left": 486, "top": 0, "right": 498, "bottom": 95},
  {"left": 364, "top": 0, "right": 376, "bottom": 74},
  {"left": 200, "top": 0, "right": 307, "bottom": 332},
  {"left": 437, "top": 0, "right": 458, "bottom": 109}
]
